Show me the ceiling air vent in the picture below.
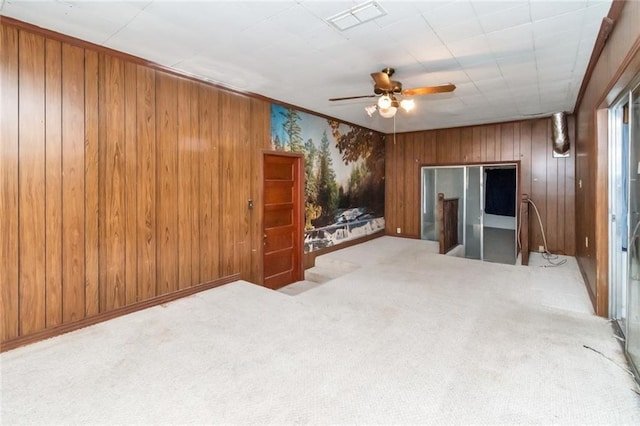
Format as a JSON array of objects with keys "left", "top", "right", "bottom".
[{"left": 326, "top": 1, "right": 387, "bottom": 31}]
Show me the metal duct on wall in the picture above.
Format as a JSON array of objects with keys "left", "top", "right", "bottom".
[{"left": 551, "top": 112, "right": 570, "bottom": 156}]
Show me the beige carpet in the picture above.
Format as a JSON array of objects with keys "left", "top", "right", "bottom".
[{"left": 1, "top": 237, "right": 639, "bottom": 424}]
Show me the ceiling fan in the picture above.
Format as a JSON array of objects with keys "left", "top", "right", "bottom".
[{"left": 329, "top": 67, "right": 456, "bottom": 118}]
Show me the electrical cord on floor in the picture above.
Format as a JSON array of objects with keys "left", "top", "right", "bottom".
[
  {"left": 583, "top": 344, "right": 634, "bottom": 377},
  {"left": 517, "top": 198, "right": 567, "bottom": 267}
]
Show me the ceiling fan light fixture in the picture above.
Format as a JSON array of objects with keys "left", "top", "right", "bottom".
[
  {"left": 378, "top": 94, "right": 392, "bottom": 109},
  {"left": 400, "top": 98, "right": 415, "bottom": 112},
  {"left": 378, "top": 106, "right": 397, "bottom": 118},
  {"left": 365, "top": 105, "right": 377, "bottom": 117}
]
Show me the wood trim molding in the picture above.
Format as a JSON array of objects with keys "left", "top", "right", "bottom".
[
  {"left": 0, "top": 274, "right": 240, "bottom": 353},
  {"left": 595, "top": 108, "right": 610, "bottom": 317},
  {"left": 574, "top": 0, "right": 626, "bottom": 111},
  {"left": 0, "top": 16, "right": 382, "bottom": 135}
]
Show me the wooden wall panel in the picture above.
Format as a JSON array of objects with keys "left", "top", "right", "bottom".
[
  {"left": 530, "top": 120, "right": 548, "bottom": 251},
  {"left": 519, "top": 122, "right": 532, "bottom": 197},
  {"left": 44, "top": 38, "right": 63, "bottom": 327},
  {"left": 501, "top": 122, "right": 515, "bottom": 161},
  {"left": 177, "top": 78, "right": 193, "bottom": 290},
  {"left": 101, "top": 55, "right": 126, "bottom": 310},
  {"left": 198, "top": 84, "right": 220, "bottom": 283},
  {"left": 84, "top": 49, "right": 100, "bottom": 317},
  {"left": 403, "top": 134, "right": 416, "bottom": 235},
  {"left": 386, "top": 117, "right": 576, "bottom": 257},
  {"left": 220, "top": 92, "right": 251, "bottom": 277},
  {"left": 135, "top": 65, "right": 157, "bottom": 301},
  {"left": 61, "top": 43, "right": 86, "bottom": 322},
  {"left": 18, "top": 31, "right": 47, "bottom": 335},
  {"left": 124, "top": 62, "right": 138, "bottom": 304},
  {"left": 156, "top": 71, "right": 179, "bottom": 295},
  {"left": 0, "top": 24, "right": 20, "bottom": 341},
  {"left": 461, "top": 127, "right": 478, "bottom": 163},
  {"left": 250, "top": 98, "right": 271, "bottom": 284},
  {"left": 189, "top": 81, "right": 201, "bottom": 286},
  {"left": 574, "top": 0, "right": 640, "bottom": 315},
  {"left": 1, "top": 20, "right": 273, "bottom": 349},
  {"left": 237, "top": 96, "right": 252, "bottom": 281},
  {"left": 384, "top": 133, "right": 396, "bottom": 234}
]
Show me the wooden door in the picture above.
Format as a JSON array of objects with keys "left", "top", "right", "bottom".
[{"left": 262, "top": 152, "right": 303, "bottom": 289}]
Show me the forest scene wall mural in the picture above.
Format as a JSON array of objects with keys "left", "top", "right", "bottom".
[{"left": 271, "top": 105, "right": 385, "bottom": 253}]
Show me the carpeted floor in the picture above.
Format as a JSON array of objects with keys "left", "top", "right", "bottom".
[{"left": 1, "top": 237, "right": 639, "bottom": 424}]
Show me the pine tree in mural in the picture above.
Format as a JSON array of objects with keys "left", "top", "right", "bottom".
[
  {"left": 280, "top": 108, "right": 304, "bottom": 153},
  {"left": 304, "top": 138, "right": 321, "bottom": 230},
  {"left": 273, "top": 134, "right": 283, "bottom": 151},
  {"left": 316, "top": 130, "right": 339, "bottom": 224},
  {"left": 328, "top": 120, "right": 385, "bottom": 215}
]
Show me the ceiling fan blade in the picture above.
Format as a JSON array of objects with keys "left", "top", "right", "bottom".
[
  {"left": 329, "top": 94, "right": 376, "bottom": 101},
  {"left": 370, "top": 72, "right": 392, "bottom": 91},
  {"left": 402, "top": 83, "right": 456, "bottom": 96}
]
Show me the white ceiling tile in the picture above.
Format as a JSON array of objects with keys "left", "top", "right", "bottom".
[
  {"left": 0, "top": 0, "right": 610, "bottom": 133},
  {"left": 1, "top": 1, "right": 126, "bottom": 44},
  {"left": 532, "top": 8, "right": 586, "bottom": 37},
  {"left": 371, "top": 1, "right": 422, "bottom": 28},
  {"left": 421, "top": 0, "right": 477, "bottom": 29},
  {"left": 298, "top": 1, "right": 358, "bottom": 18},
  {"left": 434, "top": 18, "right": 484, "bottom": 44},
  {"left": 463, "top": 61, "right": 502, "bottom": 81},
  {"left": 487, "top": 23, "right": 534, "bottom": 56},
  {"left": 479, "top": 4, "right": 531, "bottom": 34},
  {"left": 530, "top": 0, "right": 588, "bottom": 21},
  {"left": 534, "top": 29, "right": 580, "bottom": 50},
  {"left": 474, "top": 77, "right": 511, "bottom": 94},
  {"left": 584, "top": 1, "right": 613, "bottom": 21},
  {"left": 450, "top": 81, "right": 482, "bottom": 96},
  {"left": 460, "top": 94, "right": 490, "bottom": 107},
  {"left": 471, "top": 1, "right": 527, "bottom": 17},
  {"left": 446, "top": 34, "right": 492, "bottom": 60}
]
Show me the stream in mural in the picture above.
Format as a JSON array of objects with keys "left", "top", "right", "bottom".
[{"left": 271, "top": 105, "right": 385, "bottom": 253}]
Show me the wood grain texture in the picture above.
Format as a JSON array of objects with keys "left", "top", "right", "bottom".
[
  {"left": 0, "top": 24, "right": 20, "bottom": 341},
  {"left": 135, "top": 65, "right": 157, "bottom": 301},
  {"left": 124, "top": 61, "right": 138, "bottom": 304},
  {"left": 189, "top": 81, "right": 201, "bottom": 286},
  {"left": 44, "top": 38, "right": 63, "bottom": 327},
  {"left": 197, "top": 84, "right": 219, "bottom": 283},
  {"left": 102, "top": 55, "right": 126, "bottom": 310},
  {"left": 237, "top": 96, "right": 252, "bottom": 281},
  {"left": 387, "top": 118, "right": 575, "bottom": 256},
  {"left": 529, "top": 120, "right": 548, "bottom": 252},
  {"left": 220, "top": 92, "right": 237, "bottom": 276},
  {"left": 61, "top": 43, "right": 86, "bottom": 322},
  {"left": 84, "top": 49, "right": 100, "bottom": 317},
  {"left": 18, "top": 30, "right": 47, "bottom": 335},
  {"left": 250, "top": 99, "right": 271, "bottom": 284},
  {"left": 0, "top": 18, "right": 294, "bottom": 346},
  {"left": 177, "top": 78, "right": 193, "bottom": 290},
  {"left": 156, "top": 71, "right": 179, "bottom": 295},
  {"left": 574, "top": 0, "right": 640, "bottom": 316},
  {"left": 545, "top": 120, "right": 560, "bottom": 253}
]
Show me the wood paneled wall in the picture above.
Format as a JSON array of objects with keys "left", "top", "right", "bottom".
[
  {"left": 574, "top": 0, "right": 640, "bottom": 316},
  {"left": 385, "top": 118, "right": 576, "bottom": 257},
  {"left": 0, "top": 21, "right": 271, "bottom": 347}
]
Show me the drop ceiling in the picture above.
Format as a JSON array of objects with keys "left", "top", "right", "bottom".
[{"left": 0, "top": 0, "right": 613, "bottom": 133}]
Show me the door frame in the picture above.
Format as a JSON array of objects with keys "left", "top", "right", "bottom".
[
  {"left": 260, "top": 150, "right": 304, "bottom": 287},
  {"left": 420, "top": 161, "right": 520, "bottom": 263}
]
